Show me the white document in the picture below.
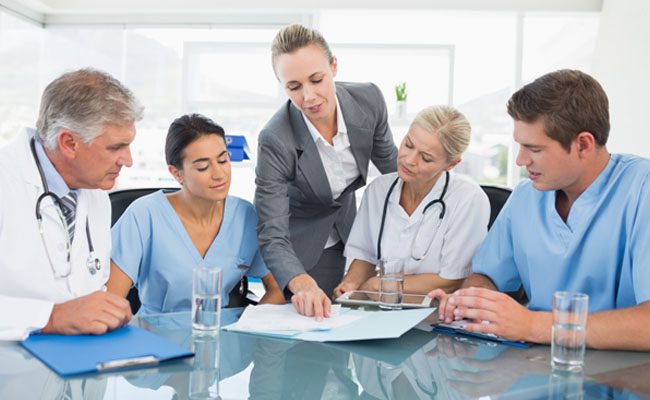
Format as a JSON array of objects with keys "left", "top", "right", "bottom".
[
  {"left": 225, "top": 304, "right": 361, "bottom": 333},
  {"left": 224, "top": 304, "right": 436, "bottom": 342}
]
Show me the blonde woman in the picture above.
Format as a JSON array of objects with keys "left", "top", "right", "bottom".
[
  {"left": 334, "top": 106, "right": 490, "bottom": 298},
  {"left": 255, "top": 24, "right": 398, "bottom": 318}
]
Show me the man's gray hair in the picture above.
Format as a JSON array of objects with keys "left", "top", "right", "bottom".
[{"left": 36, "top": 68, "right": 144, "bottom": 150}]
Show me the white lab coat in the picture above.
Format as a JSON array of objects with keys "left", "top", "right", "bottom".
[
  {"left": 0, "top": 129, "right": 111, "bottom": 341},
  {"left": 345, "top": 172, "right": 490, "bottom": 280}
]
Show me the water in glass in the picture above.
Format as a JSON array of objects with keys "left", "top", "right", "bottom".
[
  {"left": 552, "top": 322, "right": 586, "bottom": 371},
  {"left": 379, "top": 259, "right": 405, "bottom": 310},
  {"left": 192, "top": 293, "right": 222, "bottom": 331}
]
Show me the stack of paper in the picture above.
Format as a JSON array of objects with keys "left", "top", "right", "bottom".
[
  {"left": 226, "top": 304, "right": 360, "bottom": 333},
  {"left": 224, "top": 304, "right": 435, "bottom": 342}
]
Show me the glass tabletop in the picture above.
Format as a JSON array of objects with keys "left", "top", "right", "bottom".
[{"left": 1, "top": 308, "right": 649, "bottom": 399}]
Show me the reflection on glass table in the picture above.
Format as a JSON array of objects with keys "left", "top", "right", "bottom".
[{"left": 1, "top": 308, "right": 649, "bottom": 399}]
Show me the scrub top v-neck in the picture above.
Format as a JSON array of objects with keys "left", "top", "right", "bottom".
[{"left": 111, "top": 190, "right": 269, "bottom": 313}]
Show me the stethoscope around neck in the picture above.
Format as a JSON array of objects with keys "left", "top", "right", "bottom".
[
  {"left": 376, "top": 171, "right": 450, "bottom": 261},
  {"left": 30, "top": 137, "right": 101, "bottom": 277}
]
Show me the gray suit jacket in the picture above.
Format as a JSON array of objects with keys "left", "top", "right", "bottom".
[{"left": 254, "top": 82, "right": 398, "bottom": 290}]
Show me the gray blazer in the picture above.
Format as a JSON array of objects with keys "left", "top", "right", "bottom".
[{"left": 254, "top": 82, "right": 398, "bottom": 290}]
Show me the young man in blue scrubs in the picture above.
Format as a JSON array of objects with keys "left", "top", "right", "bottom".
[{"left": 430, "top": 69, "right": 650, "bottom": 351}]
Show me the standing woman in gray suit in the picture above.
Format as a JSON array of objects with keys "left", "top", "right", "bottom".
[{"left": 255, "top": 24, "right": 398, "bottom": 318}]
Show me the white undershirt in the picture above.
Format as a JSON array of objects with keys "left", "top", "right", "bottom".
[{"left": 302, "top": 95, "right": 360, "bottom": 249}]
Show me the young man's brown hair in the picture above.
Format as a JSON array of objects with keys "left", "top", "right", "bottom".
[{"left": 507, "top": 69, "right": 610, "bottom": 152}]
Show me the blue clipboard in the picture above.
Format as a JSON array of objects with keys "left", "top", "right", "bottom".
[
  {"left": 432, "top": 323, "right": 530, "bottom": 348},
  {"left": 20, "top": 325, "right": 194, "bottom": 376}
]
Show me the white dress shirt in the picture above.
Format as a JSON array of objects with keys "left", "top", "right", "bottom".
[
  {"left": 344, "top": 171, "right": 490, "bottom": 279},
  {"left": 302, "top": 95, "right": 360, "bottom": 248}
]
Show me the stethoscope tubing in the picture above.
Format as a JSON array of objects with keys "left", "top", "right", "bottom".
[
  {"left": 29, "top": 137, "right": 100, "bottom": 275},
  {"left": 376, "top": 171, "right": 450, "bottom": 261}
]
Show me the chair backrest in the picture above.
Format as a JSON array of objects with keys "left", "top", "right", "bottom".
[
  {"left": 479, "top": 184, "right": 527, "bottom": 304},
  {"left": 480, "top": 185, "right": 512, "bottom": 230},
  {"left": 110, "top": 188, "right": 178, "bottom": 227},
  {"left": 108, "top": 187, "right": 253, "bottom": 313}
]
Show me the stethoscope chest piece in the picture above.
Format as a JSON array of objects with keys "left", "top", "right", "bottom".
[{"left": 86, "top": 253, "right": 102, "bottom": 275}]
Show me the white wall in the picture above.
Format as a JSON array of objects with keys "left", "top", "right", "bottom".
[{"left": 593, "top": 0, "right": 650, "bottom": 157}]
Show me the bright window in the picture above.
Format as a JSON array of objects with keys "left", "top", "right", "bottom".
[
  {"left": 0, "top": 11, "right": 41, "bottom": 145},
  {"left": 0, "top": 9, "right": 601, "bottom": 193}
]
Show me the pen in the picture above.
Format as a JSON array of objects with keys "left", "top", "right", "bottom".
[{"left": 97, "top": 355, "right": 159, "bottom": 371}]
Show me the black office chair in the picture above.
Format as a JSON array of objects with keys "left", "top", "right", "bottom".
[
  {"left": 108, "top": 187, "right": 254, "bottom": 313},
  {"left": 479, "top": 184, "right": 528, "bottom": 305},
  {"left": 479, "top": 185, "right": 512, "bottom": 230}
]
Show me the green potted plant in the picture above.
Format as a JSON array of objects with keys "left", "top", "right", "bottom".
[{"left": 395, "top": 82, "right": 408, "bottom": 119}]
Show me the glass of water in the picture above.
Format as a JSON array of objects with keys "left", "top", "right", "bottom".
[
  {"left": 378, "top": 259, "right": 405, "bottom": 310},
  {"left": 551, "top": 291, "right": 589, "bottom": 372},
  {"left": 192, "top": 266, "right": 222, "bottom": 332}
]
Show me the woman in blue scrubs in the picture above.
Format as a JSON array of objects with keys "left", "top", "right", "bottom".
[{"left": 107, "top": 114, "right": 284, "bottom": 313}]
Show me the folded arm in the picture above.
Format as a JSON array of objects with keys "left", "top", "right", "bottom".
[
  {"left": 106, "top": 261, "right": 133, "bottom": 298},
  {"left": 259, "top": 273, "right": 286, "bottom": 305},
  {"left": 42, "top": 291, "right": 132, "bottom": 336},
  {"left": 433, "top": 283, "right": 650, "bottom": 350},
  {"left": 333, "top": 259, "right": 375, "bottom": 299},
  {"left": 359, "top": 273, "right": 463, "bottom": 296},
  {"left": 586, "top": 301, "right": 650, "bottom": 350}
]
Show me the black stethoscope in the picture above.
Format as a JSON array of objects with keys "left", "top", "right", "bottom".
[
  {"left": 376, "top": 171, "right": 450, "bottom": 261},
  {"left": 30, "top": 137, "right": 102, "bottom": 277}
]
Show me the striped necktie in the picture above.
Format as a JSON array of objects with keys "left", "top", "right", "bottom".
[{"left": 60, "top": 191, "right": 78, "bottom": 242}]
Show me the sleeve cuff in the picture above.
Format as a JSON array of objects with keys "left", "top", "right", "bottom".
[
  {"left": 0, "top": 299, "right": 53, "bottom": 341},
  {"left": 343, "top": 247, "right": 378, "bottom": 266}
]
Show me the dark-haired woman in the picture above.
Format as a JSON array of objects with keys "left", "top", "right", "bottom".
[{"left": 107, "top": 114, "right": 284, "bottom": 313}]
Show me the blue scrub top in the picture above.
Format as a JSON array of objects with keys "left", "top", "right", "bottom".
[
  {"left": 473, "top": 154, "right": 650, "bottom": 312},
  {"left": 111, "top": 190, "right": 269, "bottom": 313}
]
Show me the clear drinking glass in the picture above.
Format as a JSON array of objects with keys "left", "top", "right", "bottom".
[
  {"left": 378, "top": 259, "right": 405, "bottom": 310},
  {"left": 551, "top": 291, "right": 589, "bottom": 372},
  {"left": 192, "top": 266, "right": 222, "bottom": 331}
]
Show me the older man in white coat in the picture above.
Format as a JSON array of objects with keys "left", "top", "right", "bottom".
[{"left": 0, "top": 68, "right": 143, "bottom": 340}]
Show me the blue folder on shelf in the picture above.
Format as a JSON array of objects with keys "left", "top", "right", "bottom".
[
  {"left": 20, "top": 325, "right": 194, "bottom": 377},
  {"left": 228, "top": 147, "right": 250, "bottom": 161},
  {"left": 225, "top": 134, "right": 250, "bottom": 161}
]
